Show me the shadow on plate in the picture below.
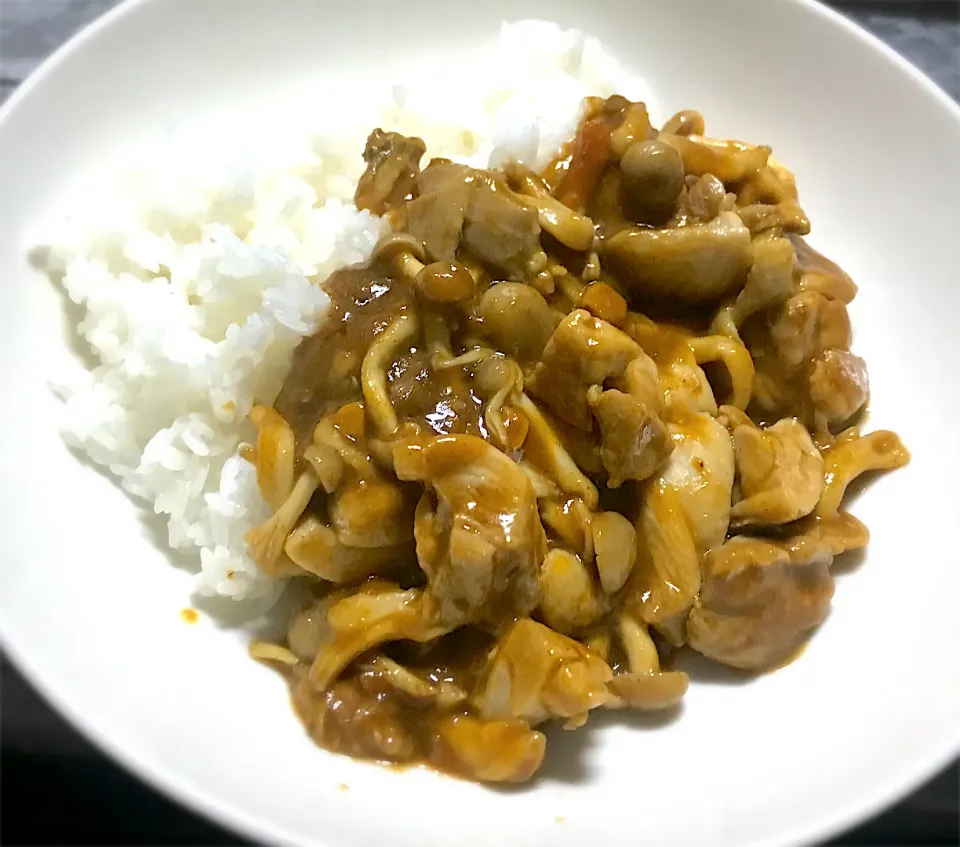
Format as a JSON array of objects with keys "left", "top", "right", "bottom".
[
  {"left": 670, "top": 648, "right": 756, "bottom": 686},
  {"left": 495, "top": 701, "right": 687, "bottom": 790}
]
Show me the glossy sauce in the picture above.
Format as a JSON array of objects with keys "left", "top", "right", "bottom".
[{"left": 253, "top": 97, "right": 907, "bottom": 782}]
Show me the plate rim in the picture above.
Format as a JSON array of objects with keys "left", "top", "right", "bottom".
[{"left": 0, "top": 1, "right": 957, "bottom": 845}]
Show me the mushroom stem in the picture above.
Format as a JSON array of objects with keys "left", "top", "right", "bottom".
[
  {"left": 816, "top": 431, "right": 910, "bottom": 518},
  {"left": 689, "top": 335, "right": 755, "bottom": 410},
  {"left": 507, "top": 164, "right": 596, "bottom": 251},
  {"left": 361, "top": 311, "right": 420, "bottom": 437},
  {"left": 245, "top": 469, "right": 319, "bottom": 573}
]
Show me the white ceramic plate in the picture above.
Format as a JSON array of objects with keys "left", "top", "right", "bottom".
[{"left": 1, "top": 1, "right": 958, "bottom": 845}]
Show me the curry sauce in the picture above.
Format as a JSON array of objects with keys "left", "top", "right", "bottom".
[{"left": 244, "top": 97, "right": 908, "bottom": 782}]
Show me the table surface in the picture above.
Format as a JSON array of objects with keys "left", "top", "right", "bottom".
[{"left": 1, "top": 1, "right": 958, "bottom": 845}]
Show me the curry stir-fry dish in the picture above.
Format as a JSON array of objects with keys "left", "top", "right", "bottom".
[{"left": 245, "top": 96, "right": 908, "bottom": 783}]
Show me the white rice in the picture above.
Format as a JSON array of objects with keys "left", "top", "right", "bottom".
[{"left": 42, "top": 21, "right": 654, "bottom": 606}]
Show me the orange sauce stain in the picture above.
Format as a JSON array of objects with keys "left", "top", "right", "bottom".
[
  {"left": 337, "top": 783, "right": 350, "bottom": 792},
  {"left": 180, "top": 608, "right": 198, "bottom": 624}
]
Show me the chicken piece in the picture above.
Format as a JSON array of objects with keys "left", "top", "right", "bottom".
[
  {"left": 622, "top": 315, "right": 720, "bottom": 418},
  {"left": 328, "top": 475, "right": 418, "bottom": 548},
  {"left": 528, "top": 309, "right": 641, "bottom": 430},
  {"left": 625, "top": 414, "right": 735, "bottom": 643},
  {"left": 405, "top": 160, "right": 545, "bottom": 278},
  {"left": 429, "top": 714, "right": 546, "bottom": 783},
  {"left": 790, "top": 235, "right": 858, "bottom": 304},
  {"left": 808, "top": 349, "right": 870, "bottom": 428},
  {"left": 728, "top": 416, "right": 824, "bottom": 527},
  {"left": 730, "top": 232, "right": 796, "bottom": 327},
  {"left": 765, "top": 291, "right": 829, "bottom": 367},
  {"left": 463, "top": 175, "right": 544, "bottom": 278},
  {"left": 405, "top": 160, "right": 472, "bottom": 261},
  {"left": 685, "top": 535, "right": 835, "bottom": 671},
  {"left": 285, "top": 516, "right": 415, "bottom": 583},
  {"left": 354, "top": 129, "right": 426, "bottom": 216},
  {"left": 306, "top": 581, "right": 449, "bottom": 691},
  {"left": 661, "top": 356, "right": 718, "bottom": 418},
  {"left": 737, "top": 202, "right": 810, "bottom": 236},
  {"left": 601, "top": 211, "right": 752, "bottom": 304},
  {"left": 745, "top": 290, "right": 866, "bottom": 431},
  {"left": 473, "top": 618, "right": 615, "bottom": 725},
  {"left": 614, "top": 353, "right": 664, "bottom": 414},
  {"left": 393, "top": 434, "right": 543, "bottom": 626},
  {"left": 588, "top": 386, "right": 672, "bottom": 487},
  {"left": 538, "top": 549, "right": 607, "bottom": 635},
  {"left": 663, "top": 414, "right": 737, "bottom": 552}
]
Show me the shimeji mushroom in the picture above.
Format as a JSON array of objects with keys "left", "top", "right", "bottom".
[
  {"left": 249, "top": 405, "right": 296, "bottom": 510},
  {"left": 619, "top": 139, "right": 685, "bottom": 225},
  {"left": 515, "top": 393, "right": 599, "bottom": 509},
  {"left": 591, "top": 511, "right": 638, "bottom": 595},
  {"left": 507, "top": 164, "right": 597, "bottom": 251},
  {"left": 284, "top": 516, "right": 414, "bottom": 584},
  {"left": 816, "top": 429, "right": 910, "bottom": 519},
  {"left": 477, "top": 282, "right": 561, "bottom": 364},
  {"left": 660, "top": 109, "right": 705, "bottom": 138},
  {"left": 658, "top": 134, "right": 771, "bottom": 184},
  {"left": 538, "top": 548, "right": 607, "bottom": 635},
  {"left": 359, "top": 309, "right": 420, "bottom": 437},
  {"left": 245, "top": 468, "right": 319, "bottom": 575}
]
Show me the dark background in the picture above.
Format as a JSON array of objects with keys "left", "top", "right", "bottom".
[{"left": 1, "top": 1, "right": 958, "bottom": 844}]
